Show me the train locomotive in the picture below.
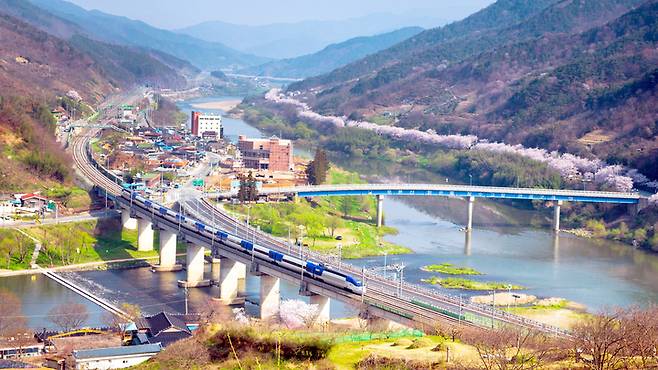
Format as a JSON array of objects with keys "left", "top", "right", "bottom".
[{"left": 122, "top": 190, "right": 364, "bottom": 295}]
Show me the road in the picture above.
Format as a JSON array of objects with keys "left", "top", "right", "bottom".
[{"left": 2, "top": 210, "right": 119, "bottom": 228}]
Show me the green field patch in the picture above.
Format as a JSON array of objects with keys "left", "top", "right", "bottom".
[
  {"left": 422, "top": 277, "right": 525, "bottom": 291},
  {"left": 421, "top": 263, "right": 482, "bottom": 275},
  {"left": 23, "top": 219, "right": 185, "bottom": 268}
]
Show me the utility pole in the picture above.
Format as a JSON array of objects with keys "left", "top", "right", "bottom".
[{"left": 184, "top": 286, "right": 189, "bottom": 315}]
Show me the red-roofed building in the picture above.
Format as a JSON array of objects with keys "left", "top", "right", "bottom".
[{"left": 19, "top": 194, "right": 49, "bottom": 209}]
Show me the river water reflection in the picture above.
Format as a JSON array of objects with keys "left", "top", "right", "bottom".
[{"left": 2, "top": 95, "right": 658, "bottom": 329}]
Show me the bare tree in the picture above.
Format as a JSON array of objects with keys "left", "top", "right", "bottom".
[
  {"left": 459, "top": 326, "right": 560, "bottom": 370},
  {"left": 49, "top": 302, "right": 89, "bottom": 332},
  {"left": 620, "top": 306, "right": 658, "bottom": 369},
  {"left": 101, "top": 311, "right": 124, "bottom": 330},
  {"left": 571, "top": 309, "right": 628, "bottom": 370},
  {"left": 198, "top": 299, "right": 232, "bottom": 328},
  {"left": 120, "top": 303, "right": 141, "bottom": 321},
  {"left": 0, "top": 289, "right": 27, "bottom": 336},
  {"left": 326, "top": 216, "right": 343, "bottom": 238}
]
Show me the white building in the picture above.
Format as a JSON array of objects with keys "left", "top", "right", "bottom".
[
  {"left": 191, "top": 111, "right": 223, "bottom": 139},
  {"left": 72, "top": 343, "right": 162, "bottom": 369}
]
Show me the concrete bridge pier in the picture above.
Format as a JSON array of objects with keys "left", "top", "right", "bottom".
[
  {"left": 310, "top": 295, "right": 331, "bottom": 325},
  {"left": 260, "top": 275, "right": 281, "bottom": 322},
  {"left": 211, "top": 258, "right": 221, "bottom": 284},
  {"left": 466, "top": 196, "right": 475, "bottom": 231},
  {"left": 553, "top": 200, "right": 563, "bottom": 233},
  {"left": 217, "top": 258, "right": 245, "bottom": 305},
  {"left": 137, "top": 217, "right": 154, "bottom": 251},
  {"left": 178, "top": 243, "right": 210, "bottom": 288},
  {"left": 237, "top": 263, "right": 247, "bottom": 295},
  {"left": 464, "top": 230, "right": 472, "bottom": 256},
  {"left": 153, "top": 229, "right": 182, "bottom": 272},
  {"left": 121, "top": 209, "right": 137, "bottom": 230},
  {"left": 376, "top": 195, "right": 384, "bottom": 228}
]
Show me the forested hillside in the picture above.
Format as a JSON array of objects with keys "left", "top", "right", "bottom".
[
  {"left": 239, "top": 27, "right": 423, "bottom": 78},
  {"left": 286, "top": 0, "right": 657, "bottom": 180},
  {"left": 28, "top": 0, "right": 268, "bottom": 70}
]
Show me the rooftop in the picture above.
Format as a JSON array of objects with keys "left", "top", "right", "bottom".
[{"left": 73, "top": 343, "right": 161, "bottom": 360}]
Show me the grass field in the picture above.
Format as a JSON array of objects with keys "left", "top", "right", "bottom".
[
  {"left": 226, "top": 167, "right": 410, "bottom": 259},
  {"left": 422, "top": 277, "right": 525, "bottom": 291},
  {"left": 22, "top": 218, "right": 185, "bottom": 267},
  {"left": 421, "top": 263, "right": 482, "bottom": 275}
]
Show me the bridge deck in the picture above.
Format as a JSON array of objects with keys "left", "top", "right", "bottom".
[{"left": 211, "top": 184, "right": 640, "bottom": 204}]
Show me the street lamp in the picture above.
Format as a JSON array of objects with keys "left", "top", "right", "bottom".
[
  {"left": 469, "top": 174, "right": 473, "bottom": 187},
  {"left": 336, "top": 243, "right": 342, "bottom": 271}
]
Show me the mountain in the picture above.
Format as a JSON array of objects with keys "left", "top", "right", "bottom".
[
  {"left": 285, "top": 0, "right": 657, "bottom": 179},
  {"left": 239, "top": 27, "right": 424, "bottom": 79},
  {"left": 27, "top": 0, "right": 268, "bottom": 70},
  {"left": 0, "top": 0, "right": 190, "bottom": 91},
  {"left": 0, "top": 2, "right": 190, "bottom": 191},
  {"left": 177, "top": 13, "right": 446, "bottom": 59}
]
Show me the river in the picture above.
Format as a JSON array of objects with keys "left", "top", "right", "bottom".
[{"left": 3, "top": 95, "right": 658, "bottom": 329}]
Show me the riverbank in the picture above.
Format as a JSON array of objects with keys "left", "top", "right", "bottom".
[{"left": 240, "top": 99, "right": 658, "bottom": 252}]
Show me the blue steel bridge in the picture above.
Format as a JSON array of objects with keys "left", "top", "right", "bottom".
[{"left": 208, "top": 184, "right": 644, "bottom": 231}]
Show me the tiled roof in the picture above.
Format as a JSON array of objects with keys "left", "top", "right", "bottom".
[
  {"left": 73, "top": 343, "right": 161, "bottom": 360},
  {"left": 0, "top": 359, "right": 37, "bottom": 368},
  {"left": 144, "top": 312, "right": 190, "bottom": 337},
  {"left": 148, "top": 331, "right": 192, "bottom": 347},
  {"left": 20, "top": 193, "right": 47, "bottom": 201}
]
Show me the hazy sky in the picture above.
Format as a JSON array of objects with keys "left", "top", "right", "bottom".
[{"left": 67, "top": 0, "right": 495, "bottom": 29}]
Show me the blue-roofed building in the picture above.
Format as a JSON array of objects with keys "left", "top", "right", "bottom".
[{"left": 72, "top": 343, "right": 161, "bottom": 369}]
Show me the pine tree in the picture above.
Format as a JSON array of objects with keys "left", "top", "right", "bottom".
[{"left": 306, "top": 149, "right": 330, "bottom": 185}]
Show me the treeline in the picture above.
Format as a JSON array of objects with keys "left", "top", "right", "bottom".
[{"left": 242, "top": 101, "right": 563, "bottom": 190}]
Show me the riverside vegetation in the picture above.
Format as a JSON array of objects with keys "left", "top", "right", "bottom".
[
  {"left": 227, "top": 167, "right": 409, "bottom": 259},
  {"left": 239, "top": 100, "right": 658, "bottom": 253}
]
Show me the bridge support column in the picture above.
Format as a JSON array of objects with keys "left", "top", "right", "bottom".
[
  {"left": 376, "top": 195, "right": 384, "bottom": 228},
  {"left": 237, "top": 262, "right": 247, "bottom": 295},
  {"left": 553, "top": 200, "right": 563, "bottom": 233},
  {"left": 137, "top": 218, "right": 154, "bottom": 251},
  {"left": 310, "top": 295, "right": 331, "bottom": 325},
  {"left": 153, "top": 229, "right": 182, "bottom": 272},
  {"left": 211, "top": 258, "right": 221, "bottom": 284},
  {"left": 466, "top": 196, "right": 475, "bottom": 231},
  {"left": 217, "top": 258, "right": 245, "bottom": 305},
  {"left": 260, "top": 275, "right": 280, "bottom": 322},
  {"left": 121, "top": 209, "right": 137, "bottom": 230},
  {"left": 178, "top": 243, "right": 210, "bottom": 288}
]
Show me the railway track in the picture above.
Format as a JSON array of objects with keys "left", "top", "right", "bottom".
[
  {"left": 71, "top": 121, "right": 569, "bottom": 336},
  {"left": 183, "top": 197, "right": 569, "bottom": 336}
]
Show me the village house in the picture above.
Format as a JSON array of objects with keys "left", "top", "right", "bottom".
[{"left": 71, "top": 343, "right": 161, "bottom": 370}]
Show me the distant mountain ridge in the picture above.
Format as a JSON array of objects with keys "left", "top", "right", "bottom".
[
  {"left": 27, "top": 0, "right": 268, "bottom": 70},
  {"left": 177, "top": 13, "right": 446, "bottom": 59},
  {"left": 239, "top": 27, "right": 424, "bottom": 79},
  {"left": 284, "top": 0, "right": 657, "bottom": 180},
  {"left": 0, "top": 0, "right": 189, "bottom": 99}
]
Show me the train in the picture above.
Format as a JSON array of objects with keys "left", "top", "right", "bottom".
[{"left": 121, "top": 189, "right": 365, "bottom": 295}]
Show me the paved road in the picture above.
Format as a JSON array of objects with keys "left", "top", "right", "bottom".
[{"left": 2, "top": 210, "right": 119, "bottom": 228}]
